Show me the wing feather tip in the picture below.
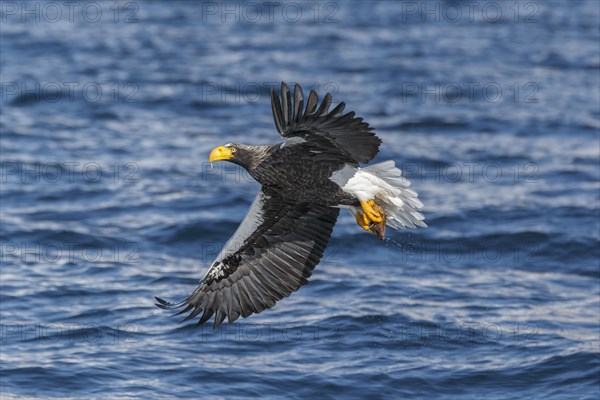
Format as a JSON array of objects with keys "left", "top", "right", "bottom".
[
  {"left": 213, "top": 311, "right": 227, "bottom": 328},
  {"left": 154, "top": 296, "right": 185, "bottom": 310}
]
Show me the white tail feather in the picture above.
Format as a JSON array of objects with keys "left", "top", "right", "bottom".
[{"left": 340, "top": 161, "right": 426, "bottom": 230}]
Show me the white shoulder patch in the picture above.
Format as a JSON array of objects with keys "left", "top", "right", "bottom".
[
  {"left": 329, "top": 164, "right": 358, "bottom": 186},
  {"left": 280, "top": 136, "right": 307, "bottom": 148}
]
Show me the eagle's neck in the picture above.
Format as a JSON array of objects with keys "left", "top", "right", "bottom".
[{"left": 242, "top": 144, "right": 278, "bottom": 170}]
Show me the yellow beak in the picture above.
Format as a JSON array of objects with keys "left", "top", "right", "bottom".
[{"left": 209, "top": 146, "right": 234, "bottom": 164}]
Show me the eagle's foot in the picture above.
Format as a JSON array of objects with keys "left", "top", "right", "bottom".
[
  {"left": 356, "top": 200, "right": 387, "bottom": 240},
  {"left": 355, "top": 211, "right": 371, "bottom": 232},
  {"left": 360, "top": 199, "right": 383, "bottom": 223}
]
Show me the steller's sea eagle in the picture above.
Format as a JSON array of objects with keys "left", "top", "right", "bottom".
[{"left": 156, "top": 82, "right": 426, "bottom": 328}]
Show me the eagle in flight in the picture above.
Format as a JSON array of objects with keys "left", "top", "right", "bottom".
[{"left": 156, "top": 82, "right": 426, "bottom": 328}]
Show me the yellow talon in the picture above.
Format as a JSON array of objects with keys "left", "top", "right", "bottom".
[
  {"left": 362, "top": 211, "right": 370, "bottom": 226},
  {"left": 360, "top": 199, "right": 383, "bottom": 223},
  {"left": 354, "top": 200, "right": 387, "bottom": 240},
  {"left": 355, "top": 211, "right": 371, "bottom": 232}
]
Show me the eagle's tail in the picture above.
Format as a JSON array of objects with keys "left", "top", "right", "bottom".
[
  {"left": 341, "top": 160, "right": 426, "bottom": 230},
  {"left": 362, "top": 161, "right": 426, "bottom": 229}
]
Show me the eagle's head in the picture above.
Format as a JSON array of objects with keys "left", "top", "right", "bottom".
[{"left": 209, "top": 143, "right": 273, "bottom": 170}]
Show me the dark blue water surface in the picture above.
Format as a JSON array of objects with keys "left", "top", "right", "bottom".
[{"left": 1, "top": 1, "right": 599, "bottom": 398}]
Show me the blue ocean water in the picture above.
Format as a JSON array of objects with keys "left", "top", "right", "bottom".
[{"left": 1, "top": 1, "right": 599, "bottom": 398}]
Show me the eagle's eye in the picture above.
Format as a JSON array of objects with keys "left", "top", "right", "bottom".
[{"left": 231, "top": 148, "right": 236, "bottom": 153}]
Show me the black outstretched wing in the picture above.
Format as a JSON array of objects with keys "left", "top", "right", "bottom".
[
  {"left": 156, "top": 188, "right": 339, "bottom": 328},
  {"left": 270, "top": 82, "right": 381, "bottom": 164}
]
